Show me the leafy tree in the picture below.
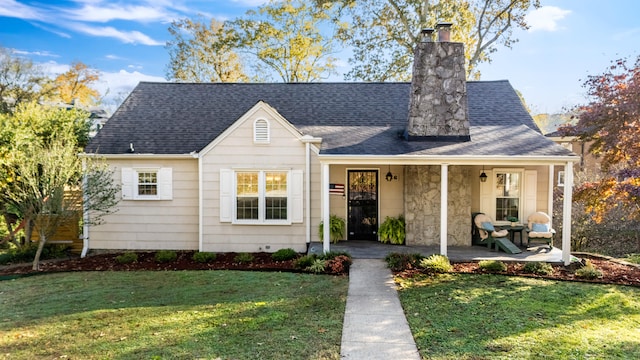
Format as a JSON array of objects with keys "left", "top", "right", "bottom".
[
  {"left": 166, "top": 17, "right": 249, "bottom": 82},
  {"left": 560, "top": 55, "right": 640, "bottom": 222},
  {"left": 48, "top": 61, "right": 100, "bottom": 106},
  {"left": 231, "top": 0, "right": 344, "bottom": 82},
  {"left": 318, "top": 0, "right": 539, "bottom": 80},
  {"left": 0, "top": 47, "right": 53, "bottom": 114}
]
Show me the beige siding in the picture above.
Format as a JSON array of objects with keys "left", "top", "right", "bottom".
[
  {"left": 89, "top": 159, "right": 199, "bottom": 250},
  {"left": 201, "top": 107, "right": 309, "bottom": 253}
]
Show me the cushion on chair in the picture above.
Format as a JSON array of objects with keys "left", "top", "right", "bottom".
[
  {"left": 481, "top": 222, "right": 495, "bottom": 231},
  {"left": 529, "top": 231, "right": 553, "bottom": 238},
  {"left": 492, "top": 229, "right": 509, "bottom": 238},
  {"left": 532, "top": 223, "right": 549, "bottom": 233}
]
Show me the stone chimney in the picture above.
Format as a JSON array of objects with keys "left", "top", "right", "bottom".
[{"left": 406, "top": 22, "right": 470, "bottom": 141}]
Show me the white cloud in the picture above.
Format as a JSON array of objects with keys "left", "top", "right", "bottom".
[
  {"left": 231, "top": 0, "right": 269, "bottom": 6},
  {"left": 11, "top": 49, "right": 59, "bottom": 58},
  {"left": 525, "top": 6, "right": 571, "bottom": 32},
  {"left": 69, "top": 23, "right": 164, "bottom": 45},
  {"left": 0, "top": 0, "right": 44, "bottom": 19},
  {"left": 96, "top": 69, "right": 166, "bottom": 109},
  {"left": 62, "top": 3, "right": 173, "bottom": 23}
]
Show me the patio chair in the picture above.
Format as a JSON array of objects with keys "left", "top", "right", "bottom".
[
  {"left": 473, "top": 213, "right": 509, "bottom": 250},
  {"left": 526, "top": 211, "right": 555, "bottom": 249}
]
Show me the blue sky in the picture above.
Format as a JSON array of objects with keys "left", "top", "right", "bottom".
[{"left": 1, "top": 0, "right": 639, "bottom": 116}]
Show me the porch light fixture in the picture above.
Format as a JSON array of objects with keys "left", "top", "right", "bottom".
[
  {"left": 385, "top": 165, "right": 394, "bottom": 182},
  {"left": 479, "top": 166, "right": 488, "bottom": 183}
]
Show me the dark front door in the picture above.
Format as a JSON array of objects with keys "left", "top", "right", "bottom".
[{"left": 347, "top": 170, "right": 378, "bottom": 240}]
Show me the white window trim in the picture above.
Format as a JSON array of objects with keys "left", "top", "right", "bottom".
[
  {"left": 220, "top": 168, "right": 303, "bottom": 225},
  {"left": 253, "top": 118, "right": 270, "bottom": 144},
  {"left": 492, "top": 168, "right": 524, "bottom": 225},
  {"left": 121, "top": 167, "right": 173, "bottom": 200},
  {"left": 234, "top": 170, "right": 290, "bottom": 225},
  {"left": 557, "top": 170, "right": 565, "bottom": 187}
]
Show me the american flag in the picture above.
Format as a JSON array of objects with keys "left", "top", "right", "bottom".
[{"left": 329, "top": 183, "right": 345, "bottom": 195}]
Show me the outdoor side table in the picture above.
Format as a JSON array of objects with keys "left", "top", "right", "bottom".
[{"left": 506, "top": 226, "right": 525, "bottom": 246}]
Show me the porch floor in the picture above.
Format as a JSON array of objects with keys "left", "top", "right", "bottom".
[{"left": 308, "top": 241, "right": 566, "bottom": 263}]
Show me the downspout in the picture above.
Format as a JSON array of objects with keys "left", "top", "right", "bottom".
[
  {"left": 81, "top": 158, "right": 90, "bottom": 258},
  {"left": 562, "top": 161, "right": 574, "bottom": 265}
]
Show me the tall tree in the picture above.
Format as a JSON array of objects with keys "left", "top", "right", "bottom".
[
  {"left": 318, "top": 0, "right": 539, "bottom": 80},
  {"left": 48, "top": 61, "right": 100, "bottom": 106},
  {"left": 0, "top": 47, "right": 53, "bottom": 114},
  {"left": 166, "top": 18, "right": 249, "bottom": 82},
  {"left": 560, "top": 56, "right": 640, "bottom": 221},
  {"left": 231, "top": 0, "right": 344, "bottom": 82}
]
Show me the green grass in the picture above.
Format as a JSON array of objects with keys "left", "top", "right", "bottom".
[
  {"left": 0, "top": 271, "right": 348, "bottom": 359},
  {"left": 624, "top": 253, "right": 640, "bottom": 264},
  {"left": 397, "top": 273, "right": 640, "bottom": 359}
]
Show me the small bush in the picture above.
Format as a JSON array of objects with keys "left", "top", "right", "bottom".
[
  {"left": 625, "top": 254, "right": 640, "bottom": 264},
  {"left": 575, "top": 259, "right": 603, "bottom": 279},
  {"left": 0, "top": 243, "right": 70, "bottom": 265},
  {"left": 325, "top": 255, "right": 352, "bottom": 274},
  {"left": 294, "top": 255, "right": 316, "bottom": 269},
  {"left": 523, "top": 261, "right": 554, "bottom": 276},
  {"left": 385, "top": 252, "right": 424, "bottom": 271},
  {"left": 234, "top": 252, "right": 254, "bottom": 264},
  {"left": 272, "top": 248, "right": 298, "bottom": 261},
  {"left": 318, "top": 251, "right": 351, "bottom": 261},
  {"left": 306, "top": 259, "right": 326, "bottom": 274},
  {"left": 192, "top": 252, "right": 217, "bottom": 263},
  {"left": 419, "top": 254, "right": 452, "bottom": 273},
  {"left": 154, "top": 250, "right": 177, "bottom": 263},
  {"left": 478, "top": 260, "right": 507, "bottom": 272},
  {"left": 116, "top": 252, "right": 138, "bottom": 264}
]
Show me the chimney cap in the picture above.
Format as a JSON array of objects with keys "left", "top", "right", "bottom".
[
  {"left": 420, "top": 28, "right": 435, "bottom": 42},
  {"left": 436, "top": 22, "right": 453, "bottom": 42},
  {"left": 436, "top": 22, "right": 453, "bottom": 28}
]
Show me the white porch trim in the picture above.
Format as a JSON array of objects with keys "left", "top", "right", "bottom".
[
  {"left": 562, "top": 161, "right": 574, "bottom": 265},
  {"left": 440, "top": 164, "right": 448, "bottom": 256},
  {"left": 322, "top": 162, "right": 330, "bottom": 253}
]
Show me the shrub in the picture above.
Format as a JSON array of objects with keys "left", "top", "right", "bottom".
[
  {"left": 419, "top": 254, "right": 452, "bottom": 273},
  {"left": 318, "top": 215, "right": 345, "bottom": 243},
  {"left": 294, "top": 255, "right": 316, "bottom": 269},
  {"left": 272, "top": 248, "right": 298, "bottom": 261},
  {"left": 478, "top": 260, "right": 507, "bottom": 272},
  {"left": 625, "top": 254, "right": 640, "bottom": 264},
  {"left": 116, "top": 252, "right": 138, "bottom": 264},
  {"left": 306, "top": 259, "right": 326, "bottom": 274},
  {"left": 385, "top": 252, "right": 424, "bottom": 271},
  {"left": 522, "top": 261, "right": 554, "bottom": 276},
  {"left": 154, "top": 250, "right": 177, "bottom": 263},
  {"left": 575, "top": 259, "right": 603, "bottom": 279},
  {"left": 325, "top": 255, "right": 352, "bottom": 274},
  {"left": 318, "top": 250, "right": 351, "bottom": 261},
  {"left": 234, "top": 252, "right": 254, "bottom": 264},
  {"left": 0, "top": 243, "right": 70, "bottom": 265},
  {"left": 192, "top": 252, "right": 217, "bottom": 263},
  {"left": 378, "top": 215, "right": 405, "bottom": 244}
]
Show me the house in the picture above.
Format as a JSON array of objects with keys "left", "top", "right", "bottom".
[
  {"left": 546, "top": 131, "right": 599, "bottom": 188},
  {"left": 82, "top": 24, "right": 580, "bottom": 264}
]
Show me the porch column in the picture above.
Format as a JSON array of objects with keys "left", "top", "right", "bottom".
[
  {"left": 562, "top": 161, "right": 574, "bottom": 265},
  {"left": 322, "top": 162, "right": 330, "bottom": 253},
  {"left": 440, "top": 163, "right": 448, "bottom": 256},
  {"left": 548, "top": 164, "right": 554, "bottom": 228}
]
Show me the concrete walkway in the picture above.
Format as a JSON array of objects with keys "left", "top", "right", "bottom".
[{"left": 340, "top": 259, "right": 421, "bottom": 359}]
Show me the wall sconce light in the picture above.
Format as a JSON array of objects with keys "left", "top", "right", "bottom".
[
  {"left": 479, "top": 166, "right": 488, "bottom": 183},
  {"left": 385, "top": 165, "right": 395, "bottom": 182}
]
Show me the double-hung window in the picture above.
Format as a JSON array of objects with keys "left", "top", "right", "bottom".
[
  {"left": 235, "top": 171, "right": 288, "bottom": 223},
  {"left": 494, "top": 170, "right": 522, "bottom": 222},
  {"left": 220, "top": 169, "right": 303, "bottom": 224},
  {"left": 121, "top": 167, "right": 173, "bottom": 200}
]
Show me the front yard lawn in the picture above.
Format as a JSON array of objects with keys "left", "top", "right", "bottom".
[
  {"left": 0, "top": 271, "right": 348, "bottom": 359},
  {"left": 397, "top": 273, "right": 640, "bottom": 359}
]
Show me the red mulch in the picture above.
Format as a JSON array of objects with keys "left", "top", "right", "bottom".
[{"left": 2, "top": 251, "right": 640, "bottom": 287}]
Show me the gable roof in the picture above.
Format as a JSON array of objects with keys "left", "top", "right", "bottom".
[{"left": 86, "top": 81, "right": 574, "bottom": 158}]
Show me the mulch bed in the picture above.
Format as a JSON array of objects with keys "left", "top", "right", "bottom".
[{"left": 2, "top": 251, "right": 640, "bottom": 287}]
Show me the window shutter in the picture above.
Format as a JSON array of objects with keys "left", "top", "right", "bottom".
[
  {"left": 254, "top": 119, "right": 269, "bottom": 143},
  {"left": 523, "top": 170, "right": 537, "bottom": 221},
  {"left": 220, "top": 169, "right": 233, "bottom": 222},
  {"left": 291, "top": 170, "right": 303, "bottom": 223},
  {"left": 479, "top": 169, "right": 493, "bottom": 215},
  {"left": 158, "top": 168, "right": 173, "bottom": 200},
  {"left": 121, "top": 168, "right": 133, "bottom": 199}
]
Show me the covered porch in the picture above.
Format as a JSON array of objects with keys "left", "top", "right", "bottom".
[{"left": 318, "top": 158, "right": 578, "bottom": 265}]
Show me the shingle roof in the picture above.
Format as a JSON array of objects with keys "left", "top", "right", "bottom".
[{"left": 86, "top": 81, "right": 574, "bottom": 158}]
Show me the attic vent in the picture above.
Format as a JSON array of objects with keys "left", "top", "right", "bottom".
[{"left": 254, "top": 119, "right": 270, "bottom": 143}]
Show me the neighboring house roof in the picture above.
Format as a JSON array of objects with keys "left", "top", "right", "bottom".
[{"left": 86, "top": 81, "right": 575, "bottom": 158}]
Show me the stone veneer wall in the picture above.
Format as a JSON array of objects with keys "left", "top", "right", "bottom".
[{"left": 404, "top": 165, "right": 471, "bottom": 246}]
